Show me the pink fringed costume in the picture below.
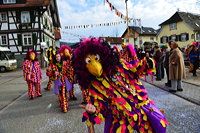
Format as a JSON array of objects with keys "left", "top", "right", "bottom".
[
  {"left": 72, "top": 38, "right": 168, "bottom": 133},
  {"left": 59, "top": 45, "right": 77, "bottom": 100},
  {"left": 22, "top": 49, "right": 42, "bottom": 99}
]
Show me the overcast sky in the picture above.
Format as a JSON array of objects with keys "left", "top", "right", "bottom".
[{"left": 57, "top": 0, "right": 200, "bottom": 42}]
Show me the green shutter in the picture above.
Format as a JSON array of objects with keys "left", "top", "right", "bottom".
[
  {"left": 32, "top": 33, "right": 37, "bottom": 45},
  {"left": 186, "top": 33, "right": 189, "bottom": 41},
  {"left": 16, "top": 11, "right": 21, "bottom": 23},
  {"left": 17, "top": 34, "right": 22, "bottom": 46},
  {"left": 30, "top": 11, "right": 34, "bottom": 23},
  {"left": 160, "top": 37, "right": 163, "bottom": 43}
]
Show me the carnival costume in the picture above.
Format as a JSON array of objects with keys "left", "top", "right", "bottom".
[
  {"left": 47, "top": 53, "right": 73, "bottom": 112},
  {"left": 72, "top": 38, "right": 168, "bottom": 133},
  {"left": 59, "top": 45, "right": 77, "bottom": 100},
  {"left": 22, "top": 49, "right": 42, "bottom": 99},
  {"left": 121, "top": 44, "right": 156, "bottom": 82},
  {"left": 44, "top": 47, "right": 56, "bottom": 90}
]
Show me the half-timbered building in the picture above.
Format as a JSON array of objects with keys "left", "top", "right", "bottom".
[{"left": 0, "top": 0, "right": 61, "bottom": 67}]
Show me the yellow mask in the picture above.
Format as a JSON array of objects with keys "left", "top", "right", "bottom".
[
  {"left": 85, "top": 54, "right": 103, "bottom": 77},
  {"left": 64, "top": 49, "right": 70, "bottom": 57},
  {"left": 30, "top": 52, "right": 35, "bottom": 60}
]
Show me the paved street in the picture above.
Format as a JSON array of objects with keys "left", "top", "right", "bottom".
[{"left": 0, "top": 69, "right": 200, "bottom": 133}]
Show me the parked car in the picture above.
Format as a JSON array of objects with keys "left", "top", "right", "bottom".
[{"left": 0, "top": 46, "right": 17, "bottom": 72}]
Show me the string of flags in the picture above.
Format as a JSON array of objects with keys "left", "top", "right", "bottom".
[
  {"left": 65, "top": 20, "right": 127, "bottom": 30},
  {"left": 64, "top": 18, "right": 141, "bottom": 30},
  {"left": 61, "top": 31, "right": 85, "bottom": 38},
  {"left": 105, "top": 0, "right": 132, "bottom": 21}
]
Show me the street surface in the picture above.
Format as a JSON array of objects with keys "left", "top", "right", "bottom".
[{"left": 0, "top": 69, "right": 199, "bottom": 133}]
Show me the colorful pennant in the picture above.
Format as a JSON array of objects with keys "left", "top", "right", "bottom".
[{"left": 105, "top": 0, "right": 132, "bottom": 21}]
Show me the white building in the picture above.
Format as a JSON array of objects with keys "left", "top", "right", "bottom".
[{"left": 0, "top": 0, "right": 61, "bottom": 67}]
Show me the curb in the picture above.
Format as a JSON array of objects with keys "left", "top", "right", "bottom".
[
  {"left": 141, "top": 79, "right": 200, "bottom": 106},
  {"left": 182, "top": 81, "right": 200, "bottom": 87}
]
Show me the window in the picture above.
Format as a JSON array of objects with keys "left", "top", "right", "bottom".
[
  {"left": 0, "top": 51, "right": 7, "bottom": 60},
  {"left": 150, "top": 37, "right": 154, "bottom": 41},
  {"left": 0, "top": 35, "right": 7, "bottom": 45},
  {"left": 196, "top": 33, "right": 200, "bottom": 40},
  {"left": 0, "top": 12, "right": 7, "bottom": 22},
  {"left": 181, "top": 34, "right": 187, "bottom": 41},
  {"left": 171, "top": 35, "right": 176, "bottom": 41},
  {"left": 21, "top": 11, "right": 30, "bottom": 23},
  {"left": 170, "top": 23, "right": 177, "bottom": 30},
  {"left": 3, "top": 0, "right": 16, "bottom": 4},
  {"left": 162, "top": 37, "right": 168, "bottom": 43},
  {"left": 23, "top": 34, "right": 32, "bottom": 46}
]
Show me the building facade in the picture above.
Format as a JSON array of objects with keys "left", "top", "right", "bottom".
[
  {"left": 0, "top": 0, "right": 61, "bottom": 67},
  {"left": 157, "top": 11, "right": 200, "bottom": 48},
  {"left": 121, "top": 26, "right": 158, "bottom": 48}
]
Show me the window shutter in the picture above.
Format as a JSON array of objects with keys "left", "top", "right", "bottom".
[
  {"left": 179, "top": 35, "right": 181, "bottom": 41},
  {"left": 169, "top": 36, "right": 171, "bottom": 41},
  {"left": 160, "top": 37, "right": 163, "bottom": 43},
  {"left": 17, "top": 34, "right": 22, "bottom": 46},
  {"left": 16, "top": 11, "right": 21, "bottom": 23},
  {"left": 186, "top": 33, "right": 189, "bottom": 41},
  {"left": 30, "top": 11, "right": 34, "bottom": 23},
  {"left": 176, "top": 35, "right": 179, "bottom": 41},
  {"left": 32, "top": 33, "right": 37, "bottom": 45}
]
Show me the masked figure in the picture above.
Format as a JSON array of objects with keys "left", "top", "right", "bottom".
[
  {"left": 72, "top": 38, "right": 168, "bottom": 133},
  {"left": 44, "top": 47, "right": 56, "bottom": 90},
  {"left": 22, "top": 49, "right": 42, "bottom": 99},
  {"left": 59, "top": 45, "right": 77, "bottom": 100}
]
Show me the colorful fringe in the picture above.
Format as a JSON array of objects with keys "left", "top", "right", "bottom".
[
  {"left": 22, "top": 60, "right": 42, "bottom": 98},
  {"left": 82, "top": 60, "right": 167, "bottom": 133}
]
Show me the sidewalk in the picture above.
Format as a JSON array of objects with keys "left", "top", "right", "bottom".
[{"left": 142, "top": 68, "right": 200, "bottom": 105}]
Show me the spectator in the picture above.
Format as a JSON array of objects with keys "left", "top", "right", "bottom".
[
  {"left": 160, "top": 45, "right": 168, "bottom": 79},
  {"left": 153, "top": 46, "right": 163, "bottom": 81},
  {"left": 169, "top": 42, "right": 186, "bottom": 92},
  {"left": 164, "top": 41, "right": 172, "bottom": 87}
]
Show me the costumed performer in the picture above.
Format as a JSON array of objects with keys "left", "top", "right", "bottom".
[
  {"left": 59, "top": 45, "right": 77, "bottom": 100},
  {"left": 72, "top": 38, "right": 168, "bottom": 133},
  {"left": 44, "top": 46, "right": 56, "bottom": 90},
  {"left": 22, "top": 49, "right": 42, "bottom": 99}
]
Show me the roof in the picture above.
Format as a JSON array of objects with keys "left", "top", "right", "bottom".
[
  {"left": 0, "top": 0, "right": 50, "bottom": 8},
  {"left": 132, "top": 26, "right": 158, "bottom": 35},
  {"left": 121, "top": 26, "right": 158, "bottom": 37},
  {"left": 60, "top": 42, "right": 79, "bottom": 49},
  {"left": 159, "top": 12, "right": 200, "bottom": 31},
  {"left": 99, "top": 37, "right": 123, "bottom": 44}
]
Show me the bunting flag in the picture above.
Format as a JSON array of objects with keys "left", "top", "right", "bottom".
[
  {"left": 105, "top": 0, "right": 132, "bottom": 21},
  {"left": 65, "top": 20, "right": 127, "bottom": 30},
  {"left": 64, "top": 18, "right": 141, "bottom": 30},
  {"left": 61, "top": 31, "right": 85, "bottom": 38}
]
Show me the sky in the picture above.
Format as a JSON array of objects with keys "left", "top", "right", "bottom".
[{"left": 57, "top": 0, "right": 200, "bottom": 42}]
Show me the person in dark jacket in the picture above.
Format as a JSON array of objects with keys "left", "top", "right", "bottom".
[
  {"left": 164, "top": 41, "right": 172, "bottom": 87},
  {"left": 153, "top": 46, "right": 163, "bottom": 81}
]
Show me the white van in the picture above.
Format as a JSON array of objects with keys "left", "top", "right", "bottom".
[{"left": 0, "top": 46, "right": 17, "bottom": 72}]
